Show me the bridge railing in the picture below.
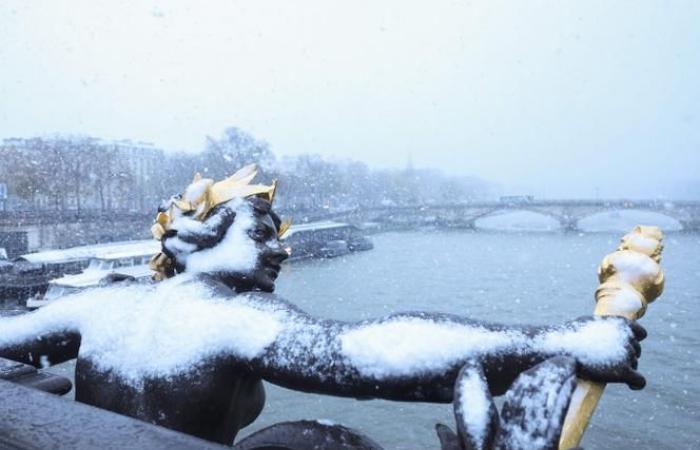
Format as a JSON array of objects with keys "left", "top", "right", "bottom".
[{"left": 0, "top": 210, "right": 153, "bottom": 224}]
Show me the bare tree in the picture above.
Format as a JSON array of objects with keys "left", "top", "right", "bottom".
[{"left": 200, "top": 127, "right": 276, "bottom": 181}]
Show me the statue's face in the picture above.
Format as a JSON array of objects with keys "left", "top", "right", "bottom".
[{"left": 220, "top": 210, "right": 289, "bottom": 293}]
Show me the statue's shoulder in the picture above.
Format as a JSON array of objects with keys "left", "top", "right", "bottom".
[{"left": 239, "top": 291, "right": 306, "bottom": 314}]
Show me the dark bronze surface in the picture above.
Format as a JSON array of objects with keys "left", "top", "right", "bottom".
[{"left": 0, "top": 378, "right": 230, "bottom": 450}]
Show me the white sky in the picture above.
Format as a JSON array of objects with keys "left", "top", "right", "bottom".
[{"left": 1, "top": 1, "right": 698, "bottom": 198}]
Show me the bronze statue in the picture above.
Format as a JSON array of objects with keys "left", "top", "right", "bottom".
[
  {"left": 0, "top": 166, "right": 647, "bottom": 448},
  {"left": 234, "top": 355, "right": 581, "bottom": 450}
]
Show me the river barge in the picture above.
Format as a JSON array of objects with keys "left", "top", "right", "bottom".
[
  {"left": 283, "top": 221, "right": 373, "bottom": 260},
  {"left": 11, "top": 221, "right": 372, "bottom": 307},
  {"left": 0, "top": 240, "right": 158, "bottom": 303}
]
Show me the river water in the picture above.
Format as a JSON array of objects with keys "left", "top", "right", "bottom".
[
  {"left": 2, "top": 229, "right": 698, "bottom": 449},
  {"left": 242, "top": 230, "right": 700, "bottom": 450}
]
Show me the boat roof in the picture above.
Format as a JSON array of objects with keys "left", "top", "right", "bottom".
[
  {"left": 18, "top": 240, "right": 157, "bottom": 265},
  {"left": 49, "top": 264, "right": 154, "bottom": 288},
  {"left": 92, "top": 243, "right": 160, "bottom": 261},
  {"left": 283, "top": 221, "right": 352, "bottom": 237},
  {"left": 22, "top": 222, "right": 356, "bottom": 264}
]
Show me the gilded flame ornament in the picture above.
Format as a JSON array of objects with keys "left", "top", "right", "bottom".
[{"left": 558, "top": 225, "right": 665, "bottom": 449}]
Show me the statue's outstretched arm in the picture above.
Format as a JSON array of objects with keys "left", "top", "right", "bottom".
[
  {"left": 239, "top": 293, "right": 644, "bottom": 403},
  {"left": 0, "top": 308, "right": 80, "bottom": 368}
]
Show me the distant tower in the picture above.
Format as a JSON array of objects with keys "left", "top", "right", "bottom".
[
  {"left": 406, "top": 152, "right": 414, "bottom": 174},
  {"left": 404, "top": 152, "right": 419, "bottom": 205}
]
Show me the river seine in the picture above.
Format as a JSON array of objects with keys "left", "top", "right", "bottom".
[
  {"left": 2, "top": 228, "right": 697, "bottom": 449},
  {"left": 242, "top": 230, "right": 699, "bottom": 450}
]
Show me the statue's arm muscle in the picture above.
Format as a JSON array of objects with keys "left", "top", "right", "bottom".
[
  {"left": 241, "top": 302, "right": 542, "bottom": 402},
  {"left": 0, "top": 311, "right": 81, "bottom": 368},
  {"left": 236, "top": 294, "right": 643, "bottom": 402}
]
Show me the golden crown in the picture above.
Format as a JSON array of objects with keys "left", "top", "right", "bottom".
[{"left": 150, "top": 163, "right": 291, "bottom": 241}]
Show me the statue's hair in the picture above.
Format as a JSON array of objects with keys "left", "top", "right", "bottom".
[{"left": 160, "top": 196, "right": 281, "bottom": 275}]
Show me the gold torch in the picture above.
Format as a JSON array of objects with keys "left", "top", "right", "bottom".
[{"left": 558, "top": 225, "right": 665, "bottom": 449}]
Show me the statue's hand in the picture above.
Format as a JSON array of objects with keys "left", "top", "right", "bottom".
[
  {"left": 542, "top": 316, "right": 646, "bottom": 390},
  {"left": 438, "top": 356, "right": 578, "bottom": 450}
]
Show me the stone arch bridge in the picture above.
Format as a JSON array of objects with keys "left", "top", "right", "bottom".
[
  {"left": 308, "top": 200, "right": 700, "bottom": 232},
  {"left": 0, "top": 200, "right": 698, "bottom": 256}
]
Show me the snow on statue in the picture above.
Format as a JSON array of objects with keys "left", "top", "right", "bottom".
[{"left": 0, "top": 165, "right": 646, "bottom": 449}]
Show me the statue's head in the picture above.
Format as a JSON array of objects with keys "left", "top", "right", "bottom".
[{"left": 150, "top": 165, "right": 290, "bottom": 293}]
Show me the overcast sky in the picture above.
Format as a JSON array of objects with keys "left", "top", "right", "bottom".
[{"left": 1, "top": 1, "right": 698, "bottom": 198}]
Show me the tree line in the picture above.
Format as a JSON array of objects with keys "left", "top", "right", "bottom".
[
  {"left": 0, "top": 128, "right": 496, "bottom": 214},
  {"left": 0, "top": 136, "right": 134, "bottom": 212}
]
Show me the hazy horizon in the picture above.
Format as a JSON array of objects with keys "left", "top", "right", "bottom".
[{"left": 1, "top": 1, "right": 699, "bottom": 199}]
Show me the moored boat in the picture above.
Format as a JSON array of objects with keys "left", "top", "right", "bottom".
[
  {"left": 0, "top": 240, "right": 159, "bottom": 303},
  {"left": 283, "top": 221, "right": 373, "bottom": 260},
  {"left": 25, "top": 247, "right": 157, "bottom": 309}
]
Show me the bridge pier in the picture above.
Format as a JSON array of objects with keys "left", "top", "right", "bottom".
[
  {"left": 559, "top": 217, "right": 580, "bottom": 233},
  {"left": 680, "top": 220, "right": 700, "bottom": 232}
]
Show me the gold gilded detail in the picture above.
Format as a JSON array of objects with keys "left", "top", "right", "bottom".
[
  {"left": 618, "top": 231, "right": 663, "bottom": 262},
  {"left": 559, "top": 225, "right": 665, "bottom": 450},
  {"left": 149, "top": 164, "right": 289, "bottom": 281},
  {"left": 277, "top": 217, "right": 293, "bottom": 239},
  {"left": 149, "top": 253, "right": 173, "bottom": 281},
  {"left": 598, "top": 250, "right": 664, "bottom": 302},
  {"left": 150, "top": 164, "right": 280, "bottom": 242},
  {"left": 594, "top": 280, "right": 648, "bottom": 319},
  {"left": 632, "top": 225, "right": 663, "bottom": 241}
]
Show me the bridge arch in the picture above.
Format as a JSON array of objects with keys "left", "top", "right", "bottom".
[
  {"left": 577, "top": 209, "right": 683, "bottom": 232},
  {"left": 472, "top": 209, "right": 563, "bottom": 231},
  {"left": 305, "top": 201, "right": 699, "bottom": 232}
]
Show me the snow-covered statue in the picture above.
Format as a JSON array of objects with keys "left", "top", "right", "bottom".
[
  {"left": 235, "top": 356, "right": 584, "bottom": 450},
  {"left": 0, "top": 165, "right": 646, "bottom": 449}
]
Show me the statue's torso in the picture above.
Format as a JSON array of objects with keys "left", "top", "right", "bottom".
[{"left": 74, "top": 355, "right": 265, "bottom": 444}]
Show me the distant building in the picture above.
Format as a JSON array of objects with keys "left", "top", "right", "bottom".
[
  {"left": 1, "top": 136, "right": 166, "bottom": 213},
  {"left": 0, "top": 183, "right": 6, "bottom": 211},
  {"left": 103, "top": 139, "right": 165, "bottom": 211}
]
